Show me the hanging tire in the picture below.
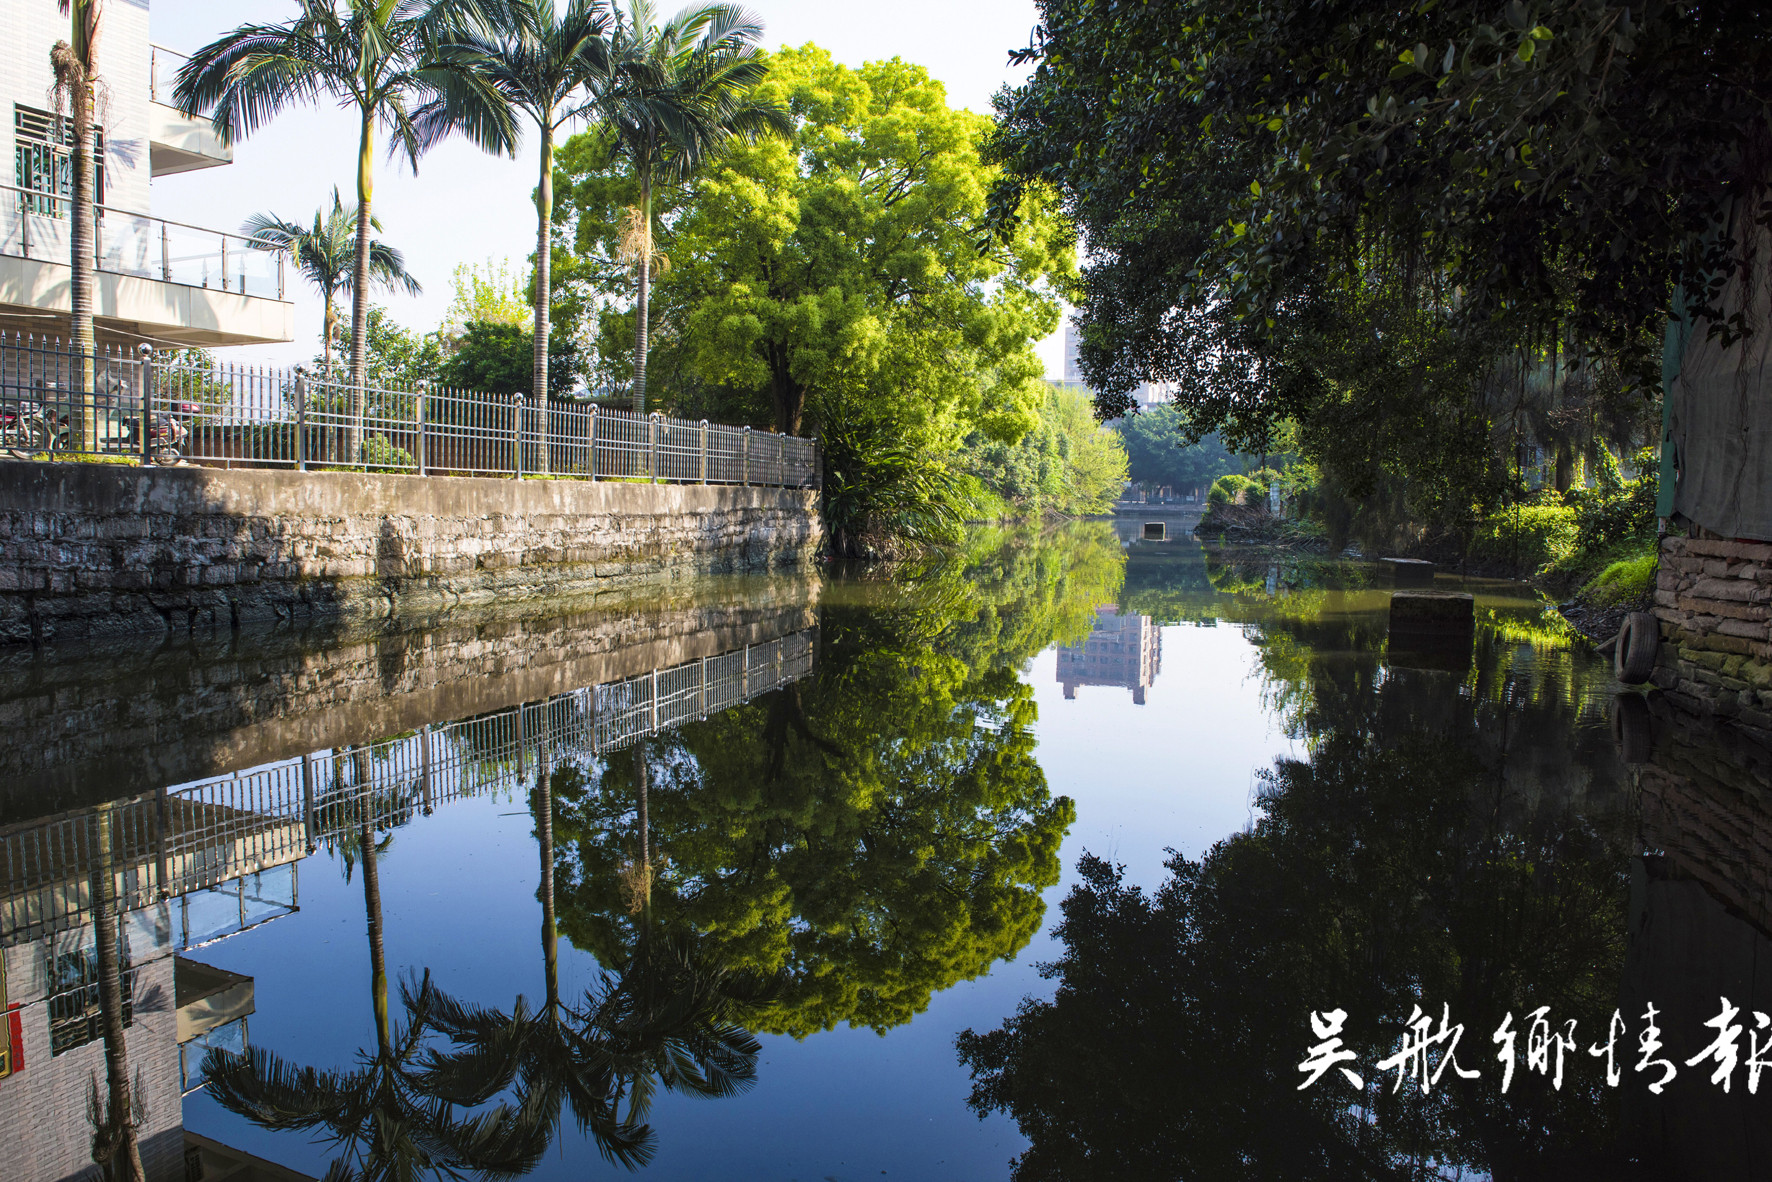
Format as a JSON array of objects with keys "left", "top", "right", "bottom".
[
  {"left": 1611, "top": 692, "right": 1653, "bottom": 764},
  {"left": 1614, "top": 611, "right": 1660, "bottom": 684}
]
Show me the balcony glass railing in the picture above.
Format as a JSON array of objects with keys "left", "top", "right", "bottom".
[
  {"left": 0, "top": 182, "right": 288, "bottom": 301},
  {"left": 149, "top": 44, "right": 199, "bottom": 110}
]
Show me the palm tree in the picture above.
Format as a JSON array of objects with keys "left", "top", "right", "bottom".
[
  {"left": 51, "top": 0, "right": 102, "bottom": 449},
  {"left": 420, "top": 741, "right": 654, "bottom": 1169},
  {"left": 417, "top": 0, "right": 611, "bottom": 404},
  {"left": 173, "top": 0, "right": 515, "bottom": 461},
  {"left": 203, "top": 763, "right": 541, "bottom": 1179},
  {"left": 88, "top": 801, "right": 146, "bottom": 1182},
  {"left": 244, "top": 190, "right": 424, "bottom": 393},
  {"left": 591, "top": 1, "right": 788, "bottom": 413}
]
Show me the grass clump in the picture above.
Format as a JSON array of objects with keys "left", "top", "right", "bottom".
[{"left": 1583, "top": 549, "right": 1658, "bottom": 605}]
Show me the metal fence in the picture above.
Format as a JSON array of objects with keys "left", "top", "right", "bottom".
[
  {"left": 0, "top": 333, "right": 819, "bottom": 488},
  {"left": 0, "top": 629, "right": 817, "bottom": 945}
]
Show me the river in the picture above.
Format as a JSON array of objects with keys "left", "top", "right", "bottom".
[{"left": 3, "top": 521, "right": 1768, "bottom": 1180}]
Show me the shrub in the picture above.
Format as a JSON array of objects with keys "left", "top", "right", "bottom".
[
  {"left": 1208, "top": 473, "right": 1262, "bottom": 505},
  {"left": 1568, "top": 446, "right": 1658, "bottom": 552},
  {"left": 361, "top": 433, "right": 415, "bottom": 473},
  {"left": 1467, "top": 502, "right": 1579, "bottom": 572},
  {"left": 1584, "top": 550, "right": 1659, "bottom": 605}
]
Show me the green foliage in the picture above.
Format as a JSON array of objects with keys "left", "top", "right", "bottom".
[
  {"left": 987, "top": 0, "right": 1689, "bottom": 550},
  {"left": 821, "top": 394, "right": 971, "bottom": 558},
  {"left": 1568, "top": 447, "right": 1659, "bottom": 554},
  {"left": 1117, "top": 404, "right": 1238, "bottom": 492},
  {"left": 1468, "top": 502, "right": 1580, "bottom": 573},
  {"left": 1207, "top": 473, "right": 1261, "bottom": 506},
  {"left": 319, "top": 306, "right": 445, "bottom": 391},
  {"left": 962, "top": 383, "right": 1128, "bottom": 518},
  {"left": 434, "top": 317, "right": 587, "bottom": 398},
  {"left": 360, "top": 433, "right": 414, "bottom": 473},
  {"left": 1584, "top": 549, "right": 1659, "bottom": 607},
  {"left": 445, "top": 259, "right": 531, "bottom": 332}
]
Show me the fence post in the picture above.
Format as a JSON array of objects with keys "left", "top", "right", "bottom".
[
  {"left": 136, "top": 343, "right": 153, "bottom": 466},
  {"left": 699, "top": 419, "right": 709, "bottom": 483},
  {"left": 742, "top": 426, "right": 751, "bottom": 486},
  {"left": 415, "top": 380, "right": 428, "bottom": 476},
  {"left": 649, "top": 412, "right": 660, "bottom": 482},
  {"left": 588, "top": 405, "right": 598, "bottom": 480},
  {"left": 512, "top": 391, "right": 526, "bottom": 479},
  {"left": 294, "top": 365, "right": 308, "bottom": 471},
  {"left": 301, "top": 753, "right": 317, "bottom": 853}
]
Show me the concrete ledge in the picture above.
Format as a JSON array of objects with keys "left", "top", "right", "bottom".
[{"left": 0, "top": 460, "right": 822, "bottom": 644}]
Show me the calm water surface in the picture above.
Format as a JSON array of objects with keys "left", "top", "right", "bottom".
[{"left": 5, "top": 523, "right": 1770, "bottom": 1180}]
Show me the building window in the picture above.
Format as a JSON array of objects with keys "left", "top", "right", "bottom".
[
  {"left": 46, "top": 934, "right": 134, "bottom": 1057},
  {"left": 14, "top": 104, "right": 104, "bottom": 218}
]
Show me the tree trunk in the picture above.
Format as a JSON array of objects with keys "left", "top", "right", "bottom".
[
  {"left": 534, "top": 719, "right": 559, "bottom": 1013},
  {"left": 348, "top": 114, "right": 376, "bottom": 464},
  {"left": 90, "top": 803, "right": 146, "bottom": 1182},
  {"left": 632, "top": 178, "right": 651, "bottom": 415},
  {"left": 634, "top": 744, "right": 650, "bottom": 915},
  {"left": 360, "top": 812, "right": 391, "bottom": 1058},
  {"left": 533, "top": 122, "right": 553, "bottom": 406},
  {"left": 65, "top": 12, "right": 98, "bottom": 450}
]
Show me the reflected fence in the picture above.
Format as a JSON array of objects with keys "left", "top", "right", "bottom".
[
  {"left": 0, "top": 629, "right": 816, "bottom": 944},
  {"left": 0, "top": 333, "right": 819, "bottom": 488}
]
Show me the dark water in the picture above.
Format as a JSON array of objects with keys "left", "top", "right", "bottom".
[{"left": 4, "top": 523, "right": 1771, "bottom": 1181}]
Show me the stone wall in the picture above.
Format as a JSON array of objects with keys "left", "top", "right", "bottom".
[
  {"left": 0, "top": 459, "right": 821, "bottom": 643},
  {"left": 1651, "top": 533, "right": 1772, "bottom": 741}
]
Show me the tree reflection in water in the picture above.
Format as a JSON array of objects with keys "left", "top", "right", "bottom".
[
  {"left": 959, "top": 548, "right": 1681, "bottom": 1181},
  {"left": 553, "top": 524, "right": 1122, "bottom": 1037}
]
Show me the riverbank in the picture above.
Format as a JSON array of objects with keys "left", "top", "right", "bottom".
[{"left": 0, "top": 459, "right": 822, "bottom": 644}]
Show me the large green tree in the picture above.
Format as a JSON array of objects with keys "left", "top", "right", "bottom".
[
  {"left": 985, "top": 0, "right": 1747, "bottom": 546},
  {"left": 655, "top": 45, "right": 1073, "bottom": 441},
  {"left": 1116, "top": 405, "right": 1237, "bottom": 495}
]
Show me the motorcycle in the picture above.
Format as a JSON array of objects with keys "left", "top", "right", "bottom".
[{"left": 13, "top": 377, "right": 196, "bottom": 465}]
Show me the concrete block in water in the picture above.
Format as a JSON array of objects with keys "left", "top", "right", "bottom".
[
  {"left": 1388, "top": 590, "right": 1475, "bottom": 673},
  {"left": 1389, "top": 590, "right": 1474, "bottom": 631},
  {"left": 1381, "top": 557, "right": 1436, "bottom": 586}
]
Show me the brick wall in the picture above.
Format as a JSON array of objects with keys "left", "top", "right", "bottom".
[
  {"left": 0, "top": 460, "right": 822, "bottom": 644},
  {"left": 1651, "top": 534, "right": 1772, "bottom": 739}
]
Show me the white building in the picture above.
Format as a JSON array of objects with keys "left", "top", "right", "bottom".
[
  {"left": 1062, "top": 319, "right": 1172, "bottom": 411},
  {"left": 0, "top": 1, "right": 294, "bottom": 348}
]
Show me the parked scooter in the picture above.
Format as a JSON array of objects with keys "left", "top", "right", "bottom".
[{"left": 30, "top": 376, "right": 195, "bottom": 464}]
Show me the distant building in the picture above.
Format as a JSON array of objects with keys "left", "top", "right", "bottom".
[
  {"left": 0, "top": 9, "right": 294, "bottom": 347},
  {"left": 1057, "top": 605, "right": 1162, "bottom": 704},
  {"left": 1062, "top": 321, "right": 1171, "bottom": 412}
]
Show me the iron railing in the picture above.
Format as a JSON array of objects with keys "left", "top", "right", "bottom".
[
  {"left": 0, "top": 629, "right": 817, "bottom": 945},
  {"left": 0, "top": 333, "right": 820, "bottom": 487}
]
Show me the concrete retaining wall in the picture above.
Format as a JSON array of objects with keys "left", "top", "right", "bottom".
[
  {"left": 0, "top": 460, "right": 822, "bottom": 643},
  {"left": 1652, "top": 533, "right": 1772, "bottom": 740}
]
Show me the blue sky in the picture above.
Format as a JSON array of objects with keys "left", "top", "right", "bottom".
[{"left": 149, "top": 0, "right": 1068, "bottom": 375}]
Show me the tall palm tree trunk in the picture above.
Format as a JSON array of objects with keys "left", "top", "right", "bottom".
[
  {"left": 360, "top": 811, "right": 392, "bottom": 1058},
  {"left": 632, "top": 176, "right": 651, "bottom": 415},
  {"left": 533, "top": 125, "right": 554, "bottom": 407},
  {"left": 535, "top": 743, "right": 559, "bottom": 1013},
  {"left": 347, "top": 115, "right": 377, "bottom": 463},
  {"left": 53, "top": 14, "right": 98, "bottom": 449},
  {"left": 633, "top": 744, "right": 650, "bottom": 914},
  {"left": 90, "top": 802, "right": 146, "bottom": 1182}
]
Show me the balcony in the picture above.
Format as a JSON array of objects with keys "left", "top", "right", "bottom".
[
  {"left": 0, "top": 183, "right": 294, "bottom": 347},
  {"left": 148, "top": 44, "right": 231, "bottom": 176}
]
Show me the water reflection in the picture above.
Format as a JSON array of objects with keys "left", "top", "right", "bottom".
[
  {"left": 1, "top": 606, "right": 817, "bottom": 1181},
  {"left": 1056, "top": 606, "right": 1161, "bottom": 703},
  {"left": 961, "top": 544, "right": 1772, "bottom": 1181}
]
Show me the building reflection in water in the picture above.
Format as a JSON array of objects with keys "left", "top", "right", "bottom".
[
  {"left": 1056, "top": 605, "right": 1161, "bottom": 704},
  {"left": 0, "top": 626, "right": 816, "bottom": 1182}
]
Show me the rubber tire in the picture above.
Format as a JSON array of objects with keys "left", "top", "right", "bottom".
[
  {"left": 1615, "top": 611, "right": 1659, "bottom": 684},
  {"left": 1611, "top": 692, "right": 1653, "bottom": 765}
]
